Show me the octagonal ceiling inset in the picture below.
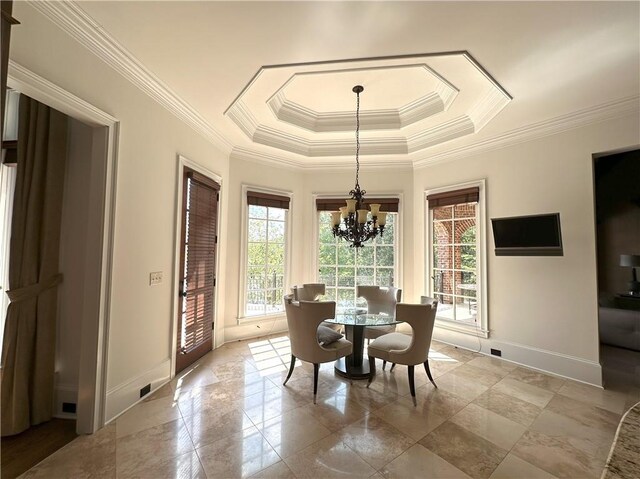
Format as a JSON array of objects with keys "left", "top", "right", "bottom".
[
  {"left": 268, "top": 65, "right": 458, "bottom": 132},
  {"left": 225, "top": 52, "right": 512, "bottom": 158}
]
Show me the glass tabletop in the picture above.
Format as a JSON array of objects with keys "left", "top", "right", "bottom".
[{"left": 325, "top": 312, "right": 401, "bottom": 327}]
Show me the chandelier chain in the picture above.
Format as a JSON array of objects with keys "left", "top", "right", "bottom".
[{"left": 355, "top": 89, "right": 360, "bottom": 189}]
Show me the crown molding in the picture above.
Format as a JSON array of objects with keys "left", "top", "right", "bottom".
[
  {"left": 29, "top": 0, "right": 232, "bottom": 153},
  {"left": 413, "top": 95, "right": 640, "bottom": 168},
  {"left": 230, "top": 147, "right": 304, "bottom": 170},
  {"left": 408, "top": 115, "right": 475, "bottom": 152},
  {"left": 251, "top": 125, "right": 408, "bottom": 157}
]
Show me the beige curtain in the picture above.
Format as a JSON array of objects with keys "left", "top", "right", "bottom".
[{"left": 1, "top": 95, "right": 67, "bottom": 436}]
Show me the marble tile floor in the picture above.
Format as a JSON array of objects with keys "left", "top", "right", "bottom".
[{"left": 21, "top": 335, "right": 640, "bottom": 479}]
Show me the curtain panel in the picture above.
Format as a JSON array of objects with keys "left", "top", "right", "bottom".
[{"left": 1, "top": 95, "right": 68, "bottom": 436}]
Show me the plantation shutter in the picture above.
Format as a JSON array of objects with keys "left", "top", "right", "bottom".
[{"left": 427, "top": 187, "right": 479, "bottom": 208}]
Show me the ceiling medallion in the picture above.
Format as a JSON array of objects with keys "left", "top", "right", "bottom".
[{"left": 330, "top": 85, "right": 386, "bottom": 248}]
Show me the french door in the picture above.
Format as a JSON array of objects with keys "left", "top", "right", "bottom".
[{"left": 176, "top": 167, "right": 219, "bottom": 373}]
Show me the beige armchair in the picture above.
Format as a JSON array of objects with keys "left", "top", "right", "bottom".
[
  {"left": 291, "top": 283, "right": 342, "bottom": 333},
  {"left": 389, "top": 295, "right": 438, "bottom": 372},
  {"left": 367, "top": 301, "right": 438, "bottom": 405},
  {"left": 291, "top": 283, "right": 326, "bottom": 301},
  {"left": 357, "top": 286, "right": 402, "bottom": 343},
  {"left": 283, "top": 295, "right": 353, "bottom": 403}
]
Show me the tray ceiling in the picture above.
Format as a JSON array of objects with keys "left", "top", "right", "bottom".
[{"left": 225, "top": 52, "right": 511, "bottom": 157}]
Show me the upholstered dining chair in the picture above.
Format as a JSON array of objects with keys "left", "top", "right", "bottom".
[
  {"left": 283, "top": 294, "right": 353, "bottom": 403},
  {"left": 357, "top": 285, "right": 402, "bottom": 341},
  {"left": 367, "top": 301, "right": 438, "bottom": 405},
  {"left": 292, "top": 283, "right": 326, "bottom": 301},
  {"left": 388, "top": 295, "right": 438, "bottom": 372},
  {"left": 291, "top": 283, "right": 342, "bottom": 333}
]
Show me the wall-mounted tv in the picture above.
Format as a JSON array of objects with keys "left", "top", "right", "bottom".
[{"left": 491, "top": 213, "right": 563, "bottom": 256}]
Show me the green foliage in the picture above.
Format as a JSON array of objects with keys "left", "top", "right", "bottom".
[
  {"left": 248, "top": 243, "right": 266, "bottom": 265},
  {"left": 248, "top": 219, "right": 266, "bottom": 241},
  {"left": 268, "top": 220, "right": 285, "bottom": 242},
  {"left": 460, "top": 244, "right": 476, "bottom": 271},
  {"left": 246, "top": 205, "right": 287, "bottom": 316},
  {"left": 461, "top": 225, "right": 476, "bottom": 244},
  {"left": 319, "top": 244, "right": 336, "bottom": 266},
  {"left": 377, "top": 246, "right": 394, "bottom": 267},
  {"left": 356, "top": 246, "right": 374, "bottom": 266}
]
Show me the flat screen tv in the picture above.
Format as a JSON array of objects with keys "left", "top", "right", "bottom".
[{"left": 491, "top": 213, "right": 563, "bottom": 256}]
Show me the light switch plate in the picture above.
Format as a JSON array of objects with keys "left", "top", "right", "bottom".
[{"left": 149, "top": 271, "right": 163, "bottom": 285}]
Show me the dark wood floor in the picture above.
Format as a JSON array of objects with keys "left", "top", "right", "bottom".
[{"left": 1, "top": 419, "right": 77, "bottom": 479}]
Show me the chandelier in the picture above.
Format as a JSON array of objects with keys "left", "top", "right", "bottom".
[{"left": 331, "top": 85, "right": 387, "bottom": 248}]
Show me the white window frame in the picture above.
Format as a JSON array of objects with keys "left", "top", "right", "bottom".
[
  {"left": 312, "top": 193, "right": 403, "bottom": 304},
  {"left": 425, "top": 180, "right": 488, "bottom": 338},
  {"left": 238, "top": 184, "right": 293, "bottom": 323}
]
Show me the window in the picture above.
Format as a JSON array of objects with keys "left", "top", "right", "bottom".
[
  {"left": 427, "top": 185, "right": 485, "bottom": 329},
  {"left": 244, "top": 190, "right": 290, "bottom": 318},
  {"left": 316, "top": 198, "right": 399, "bottom": 310}
]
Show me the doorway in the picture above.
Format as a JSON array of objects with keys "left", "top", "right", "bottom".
[
  {"left": 6, "top": 65, "right": 119, "bottom": 436},
  {"left": 593, "top": 148, "right": 640, "bottom": 389},
  {"left": 175, "top": 166, "right": 220, "bottom": 373}
]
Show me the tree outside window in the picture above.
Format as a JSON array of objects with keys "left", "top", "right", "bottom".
[{"left": 246, "top": 205, "right": 287, "bottom": 316}]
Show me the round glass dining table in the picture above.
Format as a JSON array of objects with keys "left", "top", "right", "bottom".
[{"left": 324, "top": 310, "right": 401, "bottom": 379}]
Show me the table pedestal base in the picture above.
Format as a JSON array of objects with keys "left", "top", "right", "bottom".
[{"left": 333, "top": 357, "right": 370, "bottom": 380}]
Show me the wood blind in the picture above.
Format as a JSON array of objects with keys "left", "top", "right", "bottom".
[
  {"left": 178, "top": 170, "right": 219, "bottom": 363},
  {"left": 427, "top": 187, "right": 479, "bottom": 209},
  {"left": 316, "top": 197, "right": 399, "bottom": 212},
  {"left": 247, "top": 191, "right": 290, "bottom": 209}
]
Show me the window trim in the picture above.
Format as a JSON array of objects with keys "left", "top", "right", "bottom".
[
  {"left": 238, "top": 184, "right": 293, "bottom": 324},
  {"left": 424, "top": 180, "right": 489, "bottom": 338},
  {"left": 312, "top": 192, "right": 403, "bottom": 301}
]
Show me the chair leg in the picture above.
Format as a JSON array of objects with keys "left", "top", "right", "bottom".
[
  {"left": 283, "top": 355, "right": 296, "bottom": 386},
  {"left": 390, "top": 363, "right": 396, "bottom": 372},
  {"left": 408, "top": 365, "right": 417, "bottom": 406},
  {"left": 367, "top": 356, "right": 376, "bottom": 388},
  {"left": 313, "top": 363, "right": 320, "bottom": 404},
  {"left": 382, "top": 360, "right": 387, "bottom": 370},
  {"left": 407, "top": 366, "right": 418, "bottom": 406},
  {"left": 424, "top": 360, "right": 437, "bottom": 388}
]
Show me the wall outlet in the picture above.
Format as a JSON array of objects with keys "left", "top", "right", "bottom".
[
  {"left": 149, "top": 271, "right": 163, "bottom": 285},
  {"left": 140, "top": 383, "right": 151, "bottom": 398}
]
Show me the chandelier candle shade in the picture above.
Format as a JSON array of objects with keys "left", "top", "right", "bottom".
[{"left": 331, "top": 85, "right": 386, "bottom": 248}]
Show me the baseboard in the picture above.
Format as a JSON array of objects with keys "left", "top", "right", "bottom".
[
  {"left": 223, "top": 318, "right": 288, "bottom": 344},
  {"left": 53, "top": 383, "right": 78, "bottom": 419},
  {"left": 105, "top": 358, "right": 171, "bottom": 423},
  {"left": 432, "top": 327, "right": 602, "bottom": 386}
]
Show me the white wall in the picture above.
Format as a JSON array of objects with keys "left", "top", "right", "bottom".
[
  {"left": 11, "top": 3, "right": 230, "bottom": 422},
  {"left": 413, "top": 114, "right": 640, "bottom": 385}
]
